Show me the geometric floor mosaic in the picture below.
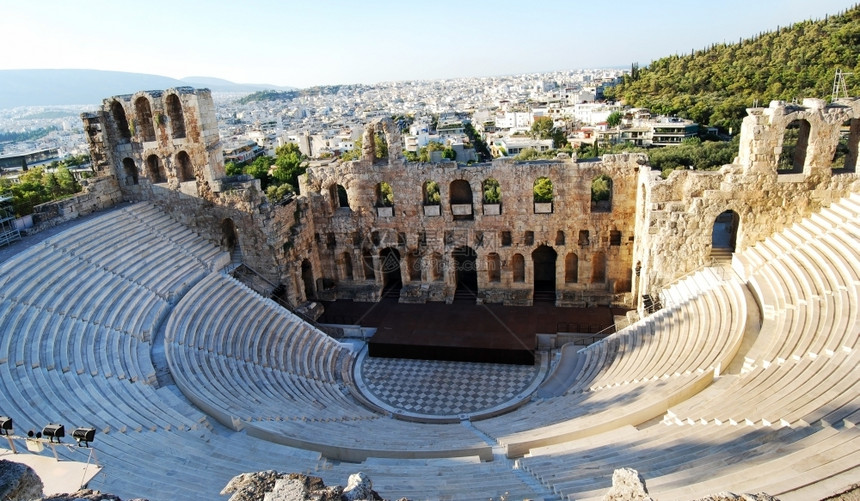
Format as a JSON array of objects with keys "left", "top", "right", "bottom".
[{"left": 359, "top": 357, "right": 540, "bottom": 416}]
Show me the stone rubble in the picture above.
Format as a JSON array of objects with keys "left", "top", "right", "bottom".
[
  {"left": 0, "top": 460, "right": 44, "bottom": 501},
  {"left": 602, "top": 467, "right": 654, "bottom": 501},
  {"left": 221, "top": 471, "right": 382, "bottom": 501}
]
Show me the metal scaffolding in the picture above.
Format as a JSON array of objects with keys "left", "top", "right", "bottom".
[{"left": 0, "top": 195, "right": 21, "bottom": 248}]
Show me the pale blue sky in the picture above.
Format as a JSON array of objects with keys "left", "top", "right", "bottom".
[{"left": 1, "top": 0, "right": 855, "bottom": 88}]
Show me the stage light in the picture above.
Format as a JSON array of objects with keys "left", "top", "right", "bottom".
[
  {"left": 42, "top": 424, "right": 64, "bottom": 443},
  {"left": 0, "top": 416, "right": 11, "bottom": 436},
  {"left": 72, "top": 427, "right": 96, "bottom": 447}
]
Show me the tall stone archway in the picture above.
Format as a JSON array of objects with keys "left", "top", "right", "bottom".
[
  {"left": 176, "top": 151, "right": 194, "bottom": 182},
  {"left": 532, "top": 245, "right": 557, "bottom": 302},
  {"left": 452, "top": 246, "right": 477, "bottom": 299},
  {"left": 134, "top": 96, "right": 156, "bottom": 142},
  {"left": 301, "top": 259, "right": 315, "bottom": 300},
  {"left": 379, "top": 247, "right": 402, "bottom": 297},
  {"left": 165, "top": 93, "right": 186, "bottom": 139},
  {"left": 146, "top": 155, "right": 167, "bottom": 183},
  {"left": 221, "top": 218, "right": 239, "bottom": 254},
  {"left": 712, "top": 210, "right": 740, "bottom": 254}
]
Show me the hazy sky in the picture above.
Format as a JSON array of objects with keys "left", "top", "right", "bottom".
[{"left": 2, "top": 0, "right": 855, "bottom": 88}]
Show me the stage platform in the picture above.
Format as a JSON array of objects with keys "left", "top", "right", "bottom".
[{"left": 319, "top": 297, "right": 617, "bottom": 365}]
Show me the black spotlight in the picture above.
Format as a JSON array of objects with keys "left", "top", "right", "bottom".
[
  {"left": 72, "top": 427, "right": 96, "bottom": 447},
  {"left": 0, "top": 416, "right": 11, "bottom": 436},
  {"left": 42, "top": 424, "right": 64, "bottom": 443}
]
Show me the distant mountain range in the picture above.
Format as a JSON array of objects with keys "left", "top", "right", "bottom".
[{"left": 0, "top": 69, "right": 296, "bottom": 109}]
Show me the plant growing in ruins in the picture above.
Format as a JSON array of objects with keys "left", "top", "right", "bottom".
[
  {"left": 377, "top": 182, "right": 394, "bottom": 207},
  {"left": 483, "top": 178, "right": 501, "bottom": 204},
  {"left": 423, "top": 181, "right": 440, "bottom": 205},
  {"left": 154, "top": 112, "right": 166, "bottom": 126},
  {"left": 533, "top": 177, "right": 553, "bottom": 203}
]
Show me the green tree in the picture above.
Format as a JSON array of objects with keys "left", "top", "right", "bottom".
[
  {"left": 533, "top": 177, "right": 553, "bottom": 203},
  {"left": 272, "top": 143, "right": 308, "bottom": 192},
  {"left": 424, "top": 181, "right": 441, "bottom": 205},
  {"left": 607, "top": 111, "right": 623, "bottom": 128},
  {"left": 531, "top": 116, "right": 555, "bottom": 139},
  {"left": 225, "top": 161, "right": 243, "bottom": 176},
  {"left": 483, "top": 178, "right": 501, "bottom": 203},
  {"left": 374, "top": 132, "right": 388, "bottom": 159},
  {"left": 591, "top": 175, "right": 612, "bottom": 202},
  {"left": 378, "top": 182, "right": 394, "bottom": 207},
  {"left": 245, "top": 156, "right": 273, "bottom": 189}
]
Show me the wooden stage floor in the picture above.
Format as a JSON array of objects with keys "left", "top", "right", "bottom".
[{"left": 319, "top": 297, "right": 617, "bottom": 365}]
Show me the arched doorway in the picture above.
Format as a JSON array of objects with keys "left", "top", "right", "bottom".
[
  {"left": 379, "top": 247, "right": 402, "bottom": 298},
  {"left": 301, "top": 259, "right": 314, "bottom": 301},
  {"left": 712, "top": 210, "right": 740, "bottom": 260},
  {"left": 532, "top": 245, "right": 557, "bottom": 303},
  {"left": 146, "top": 155, "right": 167, "bottom": 183},
  {"left": 453, "top": 246, "right": 477, "bottom": 300},
  {"left": 176, "top": 151, "right": 194, "bottom": 182},
  {"left": 221, "top": 218, "right": 239, "bottom": 255},
  {"left": 122, "top": 158, "right": 138, "bottom": 185}
]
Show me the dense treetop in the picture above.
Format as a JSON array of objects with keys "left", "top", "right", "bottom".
[{"left": 605, "top": 5, "right": 860, "bottom": 133}]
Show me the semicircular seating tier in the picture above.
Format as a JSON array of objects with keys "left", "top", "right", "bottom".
[
  {"left": 515, "top": 192, "right": 860, "bottom": 501},
  {"left": 163, "top": 271, "right": 493, "bottom": 462},
  {"left": 1, "top": 190, "right": 858, "bottom": 501},
  {"left": 471, "top": 265, "right": 750, "bottom": 458}
]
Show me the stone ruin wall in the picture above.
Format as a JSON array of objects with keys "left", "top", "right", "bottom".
[
  {"left": 300, "top": 118, "right": 642, "bottom": 308},
  {"left": 71, "top": 90, "right": 860, "bottom": 315},
  {"left": 636, "top": 98, "right": 860, "bottom": 303},
  {"left": 83, "top": 87, "right": 226, "bottom": 204}
]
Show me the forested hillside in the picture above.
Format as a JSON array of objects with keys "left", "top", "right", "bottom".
[{"left": 605, "top": 5, "right": 860, "bottom": 132}]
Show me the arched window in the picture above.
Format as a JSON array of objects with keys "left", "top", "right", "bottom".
[
  {"left": 423, "top": 180, "right": 441, "bottom": 205},
  {"left": 134, "top": 97, "right": 156, "bottom": 142},
  {"left": 591, "top": 251, "right": 606, "bottom": 283},
  {"left": 450, "top": 179, "right": 473, "bottom": 220},
  {"left": 407, "top": 251, "right": 422, "bottom": 281},
  {"left": 487, "top": 253, "right": 501, "bottom": 283},
  {"left": 146, "top": 155, "right": 167, "bottom": 183},
  {"left": 375, "top": 182, "right": 394, "bottom": 207},
  {"left": 512, "top": 253, "right": 525, "bottom": 283},
  {"left": 591, "top": 174, "right": 612, "bottom": 212},
  {"left": 430, "top": 252, "right": 444, "bottom": 281},
  {"left": 339, "top": 252, "right": 353, "bottom": 280},
  {"left": 176, "top": 151, "right": 194, "bottom": 182},
  {"left": 373, "top": 128, "right": 389, "bottom": 162},
  {"left": 122, "top": 158, "right": 138, "bottom": 185},
  {"left": 832, "top": 118, "right": 859, "bottom": 173},
  {"left": 778, "top": 119, "right": 811, "bottom": 173},
  {"left": 482, "top": 178, "right": 501, "bottom": 204},
  {"left": 330, "top": 184, "right": 349, "bottom": 210},
  {"left": 565, "top": 253, "right": 578, "bottom": 283},
  {"left": 110, "top": 101, "right": 131, "bottom": 141},
  {"left": 534, "top": 177, "right": 553, "bottom": 213},
  {"left": 165, "top": 94, "right": 186, "bottom": 139}
]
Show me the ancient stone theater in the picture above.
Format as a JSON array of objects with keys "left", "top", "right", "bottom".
[{"left": 0, "top": 87, "right": 857, "bottom": 500}]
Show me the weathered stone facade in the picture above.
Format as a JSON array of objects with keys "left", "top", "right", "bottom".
[
  {"left": 75, "top": 92, "right": 860, "bottom": 314},
  {"left": 634, "top": 98, "right": 860, "bottom": 311},
  {"left": 302, "top": 118, "right": 641, "bottom": 307}
]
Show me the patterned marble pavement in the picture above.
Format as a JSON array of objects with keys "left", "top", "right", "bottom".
[{"left": 358, "top": 355, "right": 542, "bottom": 417}]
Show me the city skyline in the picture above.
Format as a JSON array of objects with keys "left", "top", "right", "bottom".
[{"left": 1, "top": 0, "right": 857, "bottom": 89}]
